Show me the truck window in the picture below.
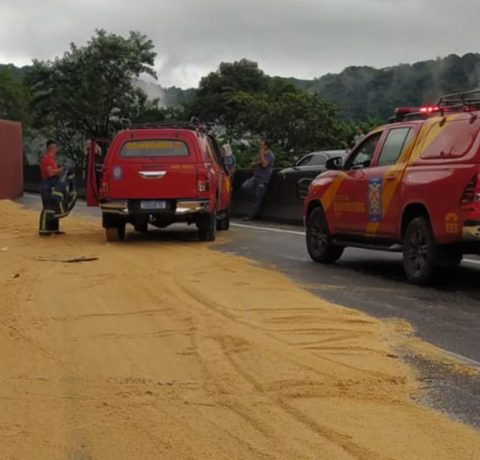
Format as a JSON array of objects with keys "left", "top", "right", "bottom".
[
  {"left": 345, "top": 132, "right": 382, "bottom": 170},
  {"left": 120, "top": 140, "right": 189, "bottom": 157},
  {"left": 377, "top": 128, "right": 412, "bottom": 166},
  {"left": 207, "top": 138, "right": 223, "bottom": 164},
  {"left": 205, "top": 140, "right": 218, "bottom": 164},
  {"left": 309, "top": 154, "right": 328, "bottom": 166},
  {"left": 296, "top": 155, "right": 312, "bottom": 166}
]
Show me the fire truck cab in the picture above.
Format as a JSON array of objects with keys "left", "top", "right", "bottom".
[{"left": 305, "top": 89, "right": 480, "bottom": 284}]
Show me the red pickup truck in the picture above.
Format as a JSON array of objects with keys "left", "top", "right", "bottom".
[
  {"left": 87, "top": 122, "right": 231, "bottom": 242},
  {"left": 305, "top": 89, "right": 480, "bottom": 284}
]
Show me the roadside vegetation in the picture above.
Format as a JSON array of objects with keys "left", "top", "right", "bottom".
[{"left": 1, "top": 31, "right": 479, "bottom": 166}]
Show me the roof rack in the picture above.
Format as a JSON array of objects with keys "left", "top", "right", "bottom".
[
  {"left": 401, "top": 112, "right": 429, "bottom": 121},
  {"left": 389, "top": 110, "right": 430, "bottom": 123},
  {"left": 438, "top": 89, "right": 480, "bottom": 109}
]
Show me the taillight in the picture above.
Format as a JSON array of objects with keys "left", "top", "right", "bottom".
[
  {"left": 100, "top": 170, "right": 111, "bottom": 196},
  {"left": 197, "top": 170, "right": 209, "bottom": 193},
  {"left": 460, "top": 174, "right": 480, "bottom": 208}
]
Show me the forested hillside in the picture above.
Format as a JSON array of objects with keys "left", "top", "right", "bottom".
[
  {"left": 290, "top": 53, "right": 480, "bottom": 120},
  {"left": 3, "top": 52, "right": 480, "bottom": 121}
]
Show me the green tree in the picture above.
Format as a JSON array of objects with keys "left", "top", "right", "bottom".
[
  {"left": 0, "top": 65, "right": 30, "bottom": 124},
  {"left": 189, "top": 59, "right": 269, "bottom": 134},
  {"left": 26, "top": 29, "right": 156, "bottom": 159},
  {"left": 189, "top": 59, "right": 345, "bottom": 166},
  {"left": 294, "top": 53, "right": 480, "bottom": 121},
  {"left": 133, "top": 103, "right": 187, "bottom": 124}
]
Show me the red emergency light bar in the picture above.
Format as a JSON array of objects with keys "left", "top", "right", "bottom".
[
  {"left": 395, "top": 106, "right": 440, "bottom": 115},
  {"left": 392, "top": 105, "right": 444, "bottom": 122},
  {"left": 419, "top": 105, "right": 440, "bottom": 114}
]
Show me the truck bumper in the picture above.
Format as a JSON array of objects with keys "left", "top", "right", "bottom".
[
  {"left": 100, "top": 199, "right": 210, "bottom": 216},
  {"left": 462, "top": 220, "right": 480, "bottom": 241}
]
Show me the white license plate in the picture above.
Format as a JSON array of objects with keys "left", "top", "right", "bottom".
[{"left": 140, "top": 200, "right": 167, "bottom": 210}]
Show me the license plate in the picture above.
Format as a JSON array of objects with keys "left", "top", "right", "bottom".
[{"left": 140, "top": 200, "right": 167, "bottom": 210}]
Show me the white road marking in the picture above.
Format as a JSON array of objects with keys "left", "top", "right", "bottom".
[
  {"left": 23, "top": 195, "right": 480, "bottom": 266},
  {"left": 231, "top": 222, "right": 305, "bottom": 236},
  {"left": 232, "top": 221, "right": 480, "bottom": 267}
]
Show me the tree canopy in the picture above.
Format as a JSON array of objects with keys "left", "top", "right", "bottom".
[
  {"left": 292, "top": 53, "right": 480, "bottom": 120},
  {"left": 0, "top": 65, "right": 30, "bottom": 124},
  {"left": 188, "top": 59, "right": 347, "bottom": 165},
  {"left": 4, "top": 41, "right": 480, "bottom": 166},
  {"left": 26, "top": 29, "right": 157, "bottom": 146}
]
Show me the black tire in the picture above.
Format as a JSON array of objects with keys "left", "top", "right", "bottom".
[
  {"left": 134, "top": 222, "right": 148, "bottom": 233},
  {"left": 197, "top": 211, "right": 217, "bottom": 242},
  {"left": 105, "top": 223, "right": 126, "bottom": 242},
  {"left": 217, "top": 210, "right": 230, "bottom": 231},
  {"left": 437, "top": 247, "right": 462, "bottom": 269},
  {"left": 102, "top": 212, "right": 118, "bottom": 229},
  {"left": 403, "top": 217, "right": 437, "bottom": 285},
  {"left": 306, "top": 207, "right": 344, "bottom": 263}
]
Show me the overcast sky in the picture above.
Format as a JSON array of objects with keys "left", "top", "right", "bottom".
[{"left": 0, "top": 0, "right": 478, "bottom": 88}]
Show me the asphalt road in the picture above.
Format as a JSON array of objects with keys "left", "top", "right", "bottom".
[
  {"left": 217, "top": 221, "right": 480, "bottom": 428},
  {"left": 18, "top": 194, "right": 480, "bottom": 427},
  {"left": 220, "top": 222, "right": 480, "bottom": 366}
]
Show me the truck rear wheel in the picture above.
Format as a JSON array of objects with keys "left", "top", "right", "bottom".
[
  {"left": 403, "top": 217, "right": 436, "bottom": 284},
  {"left": 134, "top": 222, "right": 148, "bottom": 233},
  {"left": 105, "top": 223, "right": 126, "bottom": 242},
  {"left": 306, "top": 207, "right": 343, "bottom": 263},
  {"left": 197, "top": 211, "right": 217, "bottom": 242},
  {"left": 217, "top": 209, "right": 230, "bottom": 231}
]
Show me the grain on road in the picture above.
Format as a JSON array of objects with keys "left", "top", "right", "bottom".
[{"left": 0, "top": 200, "right": 478, "bottom": 459}]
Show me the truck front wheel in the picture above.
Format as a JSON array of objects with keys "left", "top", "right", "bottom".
[
  {"left": 306, "top": 207, "right": 344, "bottom": 263},
  {"left": 403, "top": 217, "right": 436, "bottom": 285}
]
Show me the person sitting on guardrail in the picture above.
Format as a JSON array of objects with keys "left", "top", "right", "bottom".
[{"left": 241, "top": 139, "right": 275, "bottom": 221}]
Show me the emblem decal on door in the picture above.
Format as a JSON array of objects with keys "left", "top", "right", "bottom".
[{"left": 368, "top": 177, "right": 382, "bottom": 222}]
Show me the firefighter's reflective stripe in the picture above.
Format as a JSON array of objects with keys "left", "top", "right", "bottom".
[
  {"left": 51, "top": 190, "right": 66, "bottom": 217},
  {"left": 68, "top": 190, "right": 77, "bottom": 208},
  {"left": 39, "top": 209, "right": 57, "bottom": 234},
  {"left": 39, "top": 164, "right": 77, "bottom": 234},
  {"left": 50, "top": 170, "right": 77, "bottom": 218}
]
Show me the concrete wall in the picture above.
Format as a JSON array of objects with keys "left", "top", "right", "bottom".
[
  {"left": 231, "top": 170, "right": 305, "bottom": 225},
  {"left": 0, "top": 120, "right": 23, "bottom": 199}
]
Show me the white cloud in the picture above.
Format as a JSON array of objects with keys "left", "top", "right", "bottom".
[{"left": 1, "top": 0, "right": 479, "bottom": 87}]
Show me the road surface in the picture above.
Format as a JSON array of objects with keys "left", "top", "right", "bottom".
[
  {"left": 1, "top": 195, "right": 476, "bottom": 460},
  {"left": 18, "top": 194, "right": 480, "bottom": 427}
]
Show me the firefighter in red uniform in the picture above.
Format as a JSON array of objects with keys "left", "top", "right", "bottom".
[{"left": 39, "top": 140, "right": 63, "bottom": 236}]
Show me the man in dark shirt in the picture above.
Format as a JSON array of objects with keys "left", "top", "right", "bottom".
[
  {"left": 241, "top": 139, "right": 275, "bottom": 221},
  {"left": 39, "top": 140, "right": 63, "bottom": 236}
]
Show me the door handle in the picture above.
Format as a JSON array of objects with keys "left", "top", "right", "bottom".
[
  {"left": 139, "top": 171, "right": 167, "bottom": 179},
  {"left": 385, "top": 175, "right": 396, "bottom": 182}
]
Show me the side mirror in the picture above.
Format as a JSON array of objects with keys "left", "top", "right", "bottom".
[{"left": 325, "top": 156, "right": 343, "bottom": 170}]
